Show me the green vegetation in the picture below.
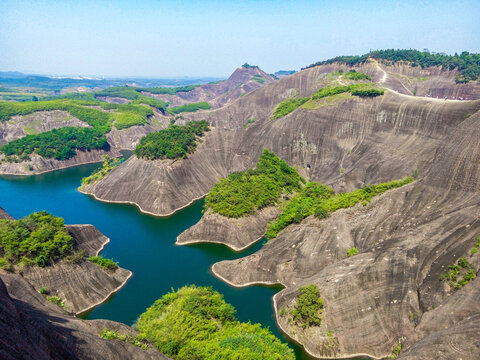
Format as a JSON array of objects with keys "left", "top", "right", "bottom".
[
  {"left": 272, "top": 96, "right": 309, "bottom": 119},
  {"left": 242, "top": 63, "right": 259, "bottom": 69},
  {"left": 88, "top": 256, "right": 118, "bottom": 271},
  {"left": 134, "top": 120, "right": 209, "bottom": 160},
  {"left": 94, "top": 86, "right": 168, "bottom": 111},
  {"left": 272, "top": 83, "right": 383, "bottom": 119},
  {"left": 351, "top": 88, "right": 384, "bottom": 97},
  {"left": 168, "top": 101, "right": 211, "bottom": 115},
  {"left": 47, "top": 296, "right": 65, "bottom": 309},
  {"left": 471, "top": 237, "right": 480, "bottom": 255},
  {"left": 265, "top": 182, "right": 333, "bottom": 239},
  {"left": 138, "top": 85, "right": 199, "bottom": 95},
  {"left": 267, "top": 176, "right": 413, "bottom": 239},
  {"left": 243, "top": 118, "right": 255, "bottom": 128},
  {"left": 1, "top": 127, "right": 108, "bottom": 160},
  {"left": 441, "top": 256, "right": 476, "bottom": 289},
  {"left": 38, "top": 287, "right": 49, "bottom": 295},
  {"left": 347, "top": 247, "right": 359, "bottom": 257},
  {"left": 63, "top": 249, "right": 85, "bottom": 264},
  {"left": 99, "top": 328, "right": 149, "bottom": 350},
  {"left": 390, "top": 342, "right": 402, "bottom": 359},
  {"left": 305, "top": 49, "right": 480, "bottom": 83},
  {"left": 342, "top": 70, "right": 371, "bottom": 80},
  {"left": 205, "top": 149, "right": 304, "bottom": 218},
  {"left": 251, "top": 74, "right": 265, "bottom": 84},
  {"left": 0, "top": 211, "right": 74, "bottom": 268},
  {"left": 0, "top": 98, "right": 154, "bottom": 159},
  {"left": 80, "top": 155, "right": 122, "bottom": 188},
  {"left": 136, "top": 285, "right": 294, "bottom": 360},
  {"left": 291, "top": 284, "right": 324, "bottom": 329}
]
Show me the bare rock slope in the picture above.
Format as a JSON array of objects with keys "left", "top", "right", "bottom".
[
  {"left": 84, "top": 61, "right": 480, "bottom": 359},
  {"left": 0, "top": 274, "right": 169, "bottom": 360}
]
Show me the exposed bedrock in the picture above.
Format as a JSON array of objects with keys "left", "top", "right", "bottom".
[
  {"left": 176, "top": 206, "right": 279, "bottom": 251},
  {"left": 84, "top": 76, "right": 480, "bottom": 216},
  {"left": 0, "top": 274, "right": 169, "bottom": 360},
  {"left": 212, "top": 110, "right": 480, "bottom": 359}
]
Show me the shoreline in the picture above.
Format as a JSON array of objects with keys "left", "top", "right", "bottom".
[
  {"left": 176, "top": 232, "right": 266, "bottom": 252},
  {"left": 79, "top": 187, "right": 208, "bottom": 218},
  {"left": 75, "top": 270, "right": 133, "bottom": 317}
]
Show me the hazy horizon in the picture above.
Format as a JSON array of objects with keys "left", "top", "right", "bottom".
[{"left": 1, "top": 0, "right": 479, "bottom": 78}]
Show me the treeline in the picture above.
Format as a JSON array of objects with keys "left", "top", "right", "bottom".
[
  {"left": 136, "top": 285, "right": 294, "bottom": 360},
  {"left": 168, "top": 101, "right": 211, "bottom": 115},
  {"left": 205, "top": 149, "right": 304, "bottom": 217},
  {"left": 304, "top": 49, "right": 480, "bottom": 83},
  {"left": 134, "top": 120, "right": 209, "bottom": 160},
  {"left": 138, "top": 85, "right": 199, "bottom": 94},
  {"left": 0, "top": 211, "right": 74, "bottom": 269}
]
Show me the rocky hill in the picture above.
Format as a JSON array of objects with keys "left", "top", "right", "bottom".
[
  {"left": 143, "top": 64, "right": 275, "bottom": 108},
  {"left": 81, "top": 58, "right": 480, "bottom": 359}
]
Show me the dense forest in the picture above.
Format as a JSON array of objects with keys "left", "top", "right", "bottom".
[
  {"left": 136, "top": 285, "right": 295, "bottom": 360},
  {"left": 0, "top": 211, "right": 74, "bottom": 269},
  {"left": 305, "top": 49, "right": 480, "bottom": 83},
  {"left": 205, "top": 149, "right": 304, "bottom": 217},
  {"left": 134, "top": 120, "right": 209, "bottom": 160}
]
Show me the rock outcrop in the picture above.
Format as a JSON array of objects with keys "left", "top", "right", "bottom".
[
  {"left": 0, "top": 210, "right": 132, "bottom": 315},
  {"left": 176, "top": 206, "right": 279, "bottom": 251},
  {"left": 0, "top": 274, "right": 169, "bottom": 360}
]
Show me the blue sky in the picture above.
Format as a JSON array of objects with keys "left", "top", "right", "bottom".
[{"left": 1, "top": 0, "right": 479, "bottom": 77}]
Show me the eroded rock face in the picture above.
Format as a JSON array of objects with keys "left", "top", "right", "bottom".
[
  {"left": 212, "top": 111, "right": 480, "bottom": 358},
  {"left": 0, "top": 274, "right": 169, "bottom": 360},
  {"left": 176, "top": 206, "right": 279, "bottom": 251}
]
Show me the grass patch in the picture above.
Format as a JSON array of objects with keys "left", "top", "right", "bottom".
[
  {"left": 251, "top": 74, "right": 265, "bottom": 84},
  {"left": 134, "top": 120, "right": 209, "bottom": 160},
  {"left": 136, "top": 285, "right": 294, "bottom": 360},
  {"left": 205, "top": 149, "right": 304, "bottom": 218},
  {"left": 168, "top": 101, "right": 211, "bottom": 115},
  {"left": 47, "top": 296, "right": 65, "bottom": 309},
  {"left": 243, "top": 118, "right": 255, "bottom": 128},
  {"left": 0, "top": 211, "right": 74, "bottom": 268},
  {"left": 88, "top": 256, "right": 118, "bottom": 271},
  {"left": 272, "top": 96, "right": 309, "bottom": 119}
]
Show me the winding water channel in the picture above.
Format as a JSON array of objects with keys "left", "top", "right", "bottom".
[{"left": 0, "top": 161, "right": 311, "bottom": 359}]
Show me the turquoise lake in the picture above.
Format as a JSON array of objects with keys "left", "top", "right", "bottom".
[{"left": 0, "top": 162, "right": 311, "bottom": 359}]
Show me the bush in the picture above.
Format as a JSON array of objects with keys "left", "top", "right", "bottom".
[
  {"left": 291, "top": 284, "right": 324, "bottom": 328},
  {"left": 271, "top": 96, "right": 309, "bottom": 119},
  {"left": 88, "top": 256, "right": 118, "bottom": 271},
  {"left": 63, "top": 249, "right": 86, "bottom": 264},
  {"left": 136, "top": 285, "right": 294, "bottom": 359},
  {"left": 47, "top": 296, "right": 65, "bottom": 308},
  {"left": 205, "top": 149, "right": 304, "bottom": 218},
  {"left": 38, "top": 287, "right": 49, "bottom": 295},
  {"left": 351, "top": 88, "right": 384, "bottom": 97},
  {"left": 0, "top": 211, "right": 74, "bottom": 268},
  {"left": 343, "top": 70, "right": 371, "bottom": 80},
  {"left": 347, "top": 247, "right": 358, "bottom": 257},
  {"left": 99, "top": 328, "right": 149, "bottom": 349},
  {"left": 80, "top": 155, "right": 122, "bottom": 188},
  {"left": 134, "top": 120, "right": 209, "bottom": 160}
]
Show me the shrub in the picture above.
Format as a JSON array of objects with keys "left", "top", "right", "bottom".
[
  {"left": 136, "top": 285, "right": 294, "bottom": 359},
  {"left": 38, "top": 287, "right": 49, "bottom": 295},
  {"left": 47, "top": 296, "right": 65, "bottom": 308},
  {"left": 80, "top": 155, "right": 122, "bottom": 188},
  {"left": 272, "top": 96, "right": 309, "bottom": 119},
  {"left": 347, "top": 247, "right": 359, "bottom": 257},
  {"left": 351, "top": 88, "right": 384, "bottom": 97},
  {"left": 88, "top": 256, "right": 118, "bottom": 271},
  {"left": 291, "top": 284, "right": 324, "bottom": 328},
  {"left": 343, "top": 70, "right": 371, "bottom": 80},
  {"left": 99, "top": 328, "right": 149, "bottom": 349},
  {"left": 63, "top": 249, "right": 86, "bottom": 264}
]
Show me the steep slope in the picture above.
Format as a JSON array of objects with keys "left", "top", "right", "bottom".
[
  {"left": 82, "top": 60, "right": 480, "bottom": 359},
  {"left": 144, "top": 64, "right": 275, "bottom": 108},
  {"left": 0, "top": 274, "right": 169, "bottom": 360}
]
